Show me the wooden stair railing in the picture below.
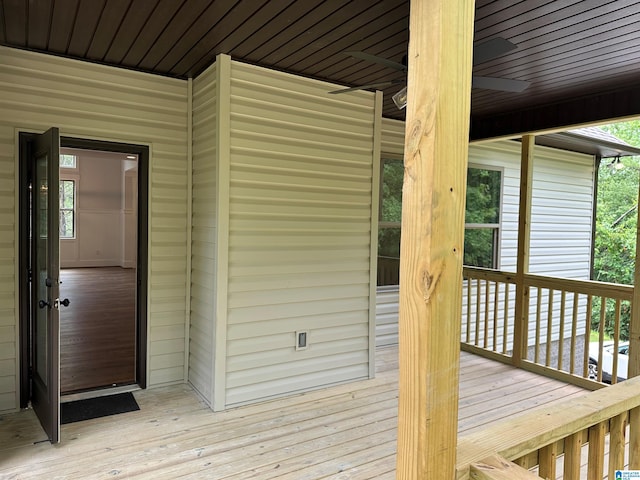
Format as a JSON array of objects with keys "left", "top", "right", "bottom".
[{"left": 456, "top": 375, "right": 640, "bottom": 480}]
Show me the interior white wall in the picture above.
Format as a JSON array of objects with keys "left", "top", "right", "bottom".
[{"left": 59, "top": 149, "right": 138, "bottom": 268}]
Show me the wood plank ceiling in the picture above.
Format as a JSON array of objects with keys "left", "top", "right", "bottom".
[{"left": 1, "top": 0, "right": 640, "bottom": 139}]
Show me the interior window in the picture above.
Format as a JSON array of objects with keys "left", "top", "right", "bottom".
[{"left": 59, "top": 179, "right": 75, "bottom": 238}]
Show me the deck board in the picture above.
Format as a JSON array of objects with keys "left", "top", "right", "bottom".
[{"left": 0, "top": 346, "right": 587, "bottom": 479}]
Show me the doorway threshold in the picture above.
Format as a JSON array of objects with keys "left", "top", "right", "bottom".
[{"left": 61, "top": 384, "right": 141, "bottom": 403}]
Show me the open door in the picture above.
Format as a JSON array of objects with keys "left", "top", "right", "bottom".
[{"left": 30, "top": 128, "right": 61, "bottom": 444}]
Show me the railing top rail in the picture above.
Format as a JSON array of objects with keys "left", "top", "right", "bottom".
[
  {"left": 463, "top": 266, "right": 516, "bottom": 283},
  {"left": 456, "top": 375, "right": 640, "bottom": 479},
  {"left": 462, "top": 266, "right": 633, "bottom": 301},
  {"left": 523, "top": 272, "right": 633, "bottom": 300}
]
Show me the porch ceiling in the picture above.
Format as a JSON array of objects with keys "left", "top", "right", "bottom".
[{"left": 2, "top": 0, "right": 640, "bottom": 139}]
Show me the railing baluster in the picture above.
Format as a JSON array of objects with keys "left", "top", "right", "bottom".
[
  {"left": 557, "top": 290, "right": 566, "bottom": 371},
  {"left": 475, "top": 278, "right": 481, "bottom": 346},
  {"left": 587, "top": 422, "right": 606, "bottom": 480},
  {"left": 583, "top": 295, "right": 593, "bottom": 379},
  {"left": 598, "top": 298, "right": 607, "bottom": 383},
  {"left": 466, "top": 276, "right": 471, "bottom": 344},
  {"left": 609, "top": 412, "right": 627, "bottom": 478},
  {"left": 563, "top": 432, "right": 582, "bottom": 480},
  {"left": 570, "top": 292, "right": 578, "bottom": 375},
  {"left": 503, "top": 283, "right": 510, "bottom": 354},
  {"left": 538, "top": 442, "right": 557, "bottom": 479},
  {"left": 493, "top": 281, "right": 499, "bottom": 352},
  {"left": 535, "top": 287, "right": 542, "bottom": 364},
  {"left": 612, "top": 298, "right": 621, "bottom": 384},
  {"left": 546, "top": 289, "right": 554, "bottom": 367},
  {"left": 484, "top": 279, "right": 490, "bottom": 348}
]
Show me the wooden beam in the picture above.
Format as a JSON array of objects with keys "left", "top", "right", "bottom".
[
  {"left": 512, "top": 135, "right": 534, "bottom": 366},
  {"left": 470, "top": 455, "right": 542, "bottom": 480},
  {"left": 469, "top": 86, "right": 640, "bottom": 141},
  {"left": 395, "top": 0, "right": 474, "bottom": 478}
]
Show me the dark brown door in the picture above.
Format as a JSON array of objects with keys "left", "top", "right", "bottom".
[{"left": 30, "top": 128, "right": 61, "bottom": 444}]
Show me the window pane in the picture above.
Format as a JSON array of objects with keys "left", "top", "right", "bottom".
[
  {"left": 60, "top": 210, "right": 74, "bottom": 238},
  {"left": 464, "top": 228, "right": 497, "bottom": 268},
  {"left": 465, "top": 168, "right": 501, "bottom": 224},
  {"left": 60, "top": 154, "right": 77, "bottom": 168},
  {"left": 59, "top": 180, "right": 75, "bottom": 238},
  {"left": 381, "top": 159, "right": 403, "bottom": 223},
  {"left": 378, "top": 227, "right": 401, "bottom": 286},
  {"left": 59, "top": 180, "right": 74, "bottom": 209}
]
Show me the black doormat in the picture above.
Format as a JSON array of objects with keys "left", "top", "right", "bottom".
[{"left": 61, "top": 392, "right": 140, "bottom": 424}]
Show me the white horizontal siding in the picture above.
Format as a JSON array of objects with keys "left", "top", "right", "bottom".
[
  {"left": 0, "top": 46, "right": 189, "bottom": 411},
  {"left": 381, "top": 118, "right": 405, "bottom": 158},
  {"left": 224, "top": 60, "right": 376, "bottom": 407},
  {"left": 376, "top": 288, "right": 399, "bottom": 347},
  {"left": 188, "top": 63, "right": 218, "bottom": 405}
]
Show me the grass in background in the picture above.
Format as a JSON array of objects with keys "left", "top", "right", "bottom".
[{"left": 590, "top": 330, "right": 612, "bottom": 342}]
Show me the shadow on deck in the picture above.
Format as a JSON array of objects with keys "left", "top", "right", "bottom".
[{"left": 0, "top": 346, "right": 588, "bottom": 479}]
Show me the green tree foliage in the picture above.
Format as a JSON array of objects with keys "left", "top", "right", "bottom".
[
  {"left": 592, "top": 121, "right": 640, "bottom": 339},
  {"left": 378, "top": 159, "right": 403, "bottom": 260},
  {"left": 464, "top": 168, "right": 501, "bottom": 267}
]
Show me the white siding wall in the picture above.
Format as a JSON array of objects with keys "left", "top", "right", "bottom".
[
  {"left": 376, "top": 287, "right": 400, "bottom": 347},
  {"left": 0, "top": 47, "right": 189, "bottom": 412},
  {"left": 376, "top": 119, "right": 595, "bottom": 347},
  {"left": 189, "top": 64, "right": 218, "bottom": 405},
  {"left": 222, "top": 60, "right": 378, "bottom": 407}
]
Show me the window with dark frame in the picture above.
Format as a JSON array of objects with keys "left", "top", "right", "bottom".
[
  {"left": 59, "top": 154, "right": 77, "bottom": 168},
  {"left": 464, "top": 166, "right": 502, "bottom": 269},
  {"left": 376, "top": 161, "right": 502, "bottom": 287},
  {"left": 59, "top": 179, "right": 75, "bottom": 239},
  {"left": 377, "top": 158, "right": 403, "bottom": 287}
]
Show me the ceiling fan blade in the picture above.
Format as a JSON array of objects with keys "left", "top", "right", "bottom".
[
  {"left": 472, "top": 75, "right": 530, "bottom": 92},
  {"left": 328, "top": 80, "right": 400, "bottom": 94},
  {"left": 473, "top": 37, "right": 518, "bottom": 65},
  {"left": 343, "top": 51, "right": 407, "bottom": 71}
]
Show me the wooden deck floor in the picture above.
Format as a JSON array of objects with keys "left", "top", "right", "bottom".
[{"left": 0, "top": 347, "right": 587, "bottom": 479}]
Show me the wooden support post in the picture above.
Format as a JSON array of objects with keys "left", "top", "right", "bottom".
[
  {"left": 538, "top": 442, "right": 557, "bottom": 479},
  {"left": 609, "top": 412, "right": 627, "bottom": 478},
  {"left": 629, "top": 176, "right": 640, "bottom": 379},
  {"left": 587, "top": 422, "right": 606, "bottom": 480},
  {"left": 395, "top": 0, "right": 474, "bottom": 478},
  {"left": 630, "top": 406, "right": 640, "bottom": 470},
  {"left": 563, "top": 433, "right": 582, "bottom": 480},
  {"left": 512, "top": 135, "right": 535, "bottom": 367}
]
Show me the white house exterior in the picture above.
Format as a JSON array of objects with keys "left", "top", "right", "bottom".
[
  {"left": 0, "top": 48, "right": 381, "bottom": 413},
  {"left": 0, "top": 45, "right": 615, "bottom": 415}
]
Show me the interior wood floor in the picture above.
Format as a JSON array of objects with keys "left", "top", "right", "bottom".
[
  {"left": 0, "top": 347, "right": 587, "bottom": 479},
  {"left": 59, "top": 267, "right": 136, "bottom": 393}
]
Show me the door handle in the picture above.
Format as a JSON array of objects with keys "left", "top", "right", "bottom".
[
  {"left": 54, "top": 298, "right": 70, "bottom": 308},
  {"left": 38, "top": 299, "right": 51, "bottom": 309}
]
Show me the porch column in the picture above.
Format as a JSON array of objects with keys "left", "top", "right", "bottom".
[
  {"left": 395, "top": 0, "right": 474, "bottom": 478},
  {"left": 512, "top": 135, "right": 535, "bottom": 367}
]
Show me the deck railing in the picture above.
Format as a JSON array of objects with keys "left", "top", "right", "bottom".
[
  {"left": 457, "top": 375, "right": 640, "bottom": 480},
  {"left": 462, "top": 266, "right": 633, "bottom": 385}
]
